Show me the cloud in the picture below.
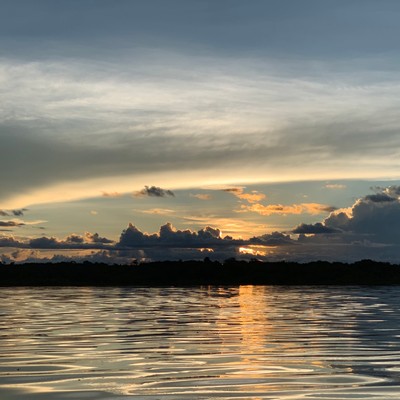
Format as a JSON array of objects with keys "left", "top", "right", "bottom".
[
  {"left": 11, "top": 209, "right": 26, "bottom": 216},
  {"left": 141, "top": 208, "right": 175, "bottom": 215},
  {"left": 0, "top": 235, "right": 24, "bottom": 248},
  {"left": 85, "top": 232, "right": 114, "bottom": 244},
  {"left": 292, "top": 222, "right": 340, "bottom": 234},
  {"left": 118, "top": 222, "right": 236, "bottom": 249},
  {"left": 135, "top": 186, "right": 175, "bottom": 198},
  {"left": 0, "top": 209, "right": 26, "bottom": 216},
  {"left": 241, "top": 203, "right": 336, "bottom": 216},
  {"left": 65, "top": 234, "right": 85, "bottom": 244},
  {"left": 0, "top": 220, "right": 24, "bottom": 227},
  {"left": 364, "top": 193, "right": 396, "bottom": 203},
  {"left": 324, "top": 184, "right": 346, "bottom": 189},
  {"left": 249, "top": 231, "right": 295, "bottom": 246},
  {"left": 190, "top": 193, "right": 212, "bottom": 200},
  {"left": 290, "top": 186, "right": 400, "bottom": 246},
  {"left": 102, "top": 191, "right": 123, "bottom": 198},
  {"left": 223, "top": 187, "right": 266, "bottom": 203}
]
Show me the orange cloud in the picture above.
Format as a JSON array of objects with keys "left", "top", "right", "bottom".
[
  {"left": 224, "top": 187, "right": 266, "bottom": 203},
  {"left": 242, "top": 203, "right": 335, "bottom": 216}
]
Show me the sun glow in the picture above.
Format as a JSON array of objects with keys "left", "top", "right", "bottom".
[{"left": 238, "top": 246, "right": 269, "bottom": 257}]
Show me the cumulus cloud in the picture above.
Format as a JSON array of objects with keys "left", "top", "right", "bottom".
[
  {"left": 292, "top": 222, "right": 340, "bottom": 234},
  {"left": 135, "top": 186, "right": 175, "bottom": 198},
  {"left": 249, "top": 231, "right": 295, "bottom": 246},
  {"left": 118, "top": 222, "right": 236, "bottom": 249},
  {"left": 85, "top": 232, "right": 114, "bottom": 244},
  {"left": 290, "top": 186, "right": 400, "bottom": 246},
  {"left": 0, "top": 235, "right": 24, "bottom": 248},
  {"left": 65, "top": 234, "right": 85, "bottom": 244}
]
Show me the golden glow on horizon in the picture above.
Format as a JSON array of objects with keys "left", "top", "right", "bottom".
[
  {"left": 238, "top": 246, "right": 270, "bottom": 257},
  {"left": 241, "top": 202, "right": 333, "bottom": 216},
  {"left": 2, "top": 163, "right": 400, "bottom": 209}
]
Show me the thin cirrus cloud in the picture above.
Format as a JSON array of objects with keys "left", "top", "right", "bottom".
[
  {"left": 2, "top": 1, "right": 400, "bottom": 211},
  {"left": 241, "top": 203, "right": 336, "bottom": 216},
  {"left": 2, "top": 53, "right": 400, "bottom": 208}
]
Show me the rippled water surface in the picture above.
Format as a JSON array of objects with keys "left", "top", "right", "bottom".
[{"left": 1, "top": 286, "right": 400, "bottom": 399}]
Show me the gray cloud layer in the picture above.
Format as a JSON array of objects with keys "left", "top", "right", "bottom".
[{"left": 2, "top": 1, "right": 400, "bottom": 206}]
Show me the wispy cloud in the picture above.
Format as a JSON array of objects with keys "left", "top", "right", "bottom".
[
  {"left": 223, "top": 187, "right": 266, "bottom": 204},
  {"left": 240, "top": 203, "right": 336, "bottom": 216},
  {"left": 141, "top": 208, "right": 176, "bottom": 215},
  {"left": 324, "top": 184, "right": 347, "bottom": 189},
  {"left": 190, "top": 194, "right": 212, "bottom": 201}
]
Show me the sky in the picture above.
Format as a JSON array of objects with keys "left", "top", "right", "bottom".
[{"left": 2, "top": 0, "right": 400, "bottom": 263}]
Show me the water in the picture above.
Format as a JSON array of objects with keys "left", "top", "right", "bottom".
[{"left": 1, "top": 286, "right": 400, "bottom": 399}]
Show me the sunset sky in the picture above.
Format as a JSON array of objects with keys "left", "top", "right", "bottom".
[{"left": 2, "top": 0, "right": 400, "bottom": 263}]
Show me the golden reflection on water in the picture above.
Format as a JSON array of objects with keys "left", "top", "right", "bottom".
[{"left": 1, "top": 286, "right": 400, "bottom": 399}]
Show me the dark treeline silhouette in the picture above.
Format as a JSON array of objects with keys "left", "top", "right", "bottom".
[{"left": 1, "top": 259, "right": 400, "bottom": 286}]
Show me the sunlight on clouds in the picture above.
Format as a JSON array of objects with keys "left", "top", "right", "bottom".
[
  {"left": 2, "top": 51, "right": 400, "bottom": 210},
  {"left": 238, "top": 246, "right": 269, "bottom": 257},
  {"left": 241, "top": 203, "right": 335, "bottom": 216},
  {"left": 182, "top": 216, "right": 272, "bottom": 239},
  {"left": 223, "top": 188, "right": 266, "bottom": 204},
  {"left": 140, "top": 208, "right": 176, "bottom": 216}
]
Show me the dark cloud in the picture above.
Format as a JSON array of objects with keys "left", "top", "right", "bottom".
[
  {"left": 250, "top": 231, "right": 295, "bottom": 246},
  {"left": 29, "top": 237, "right": 60, "bottom": 249},
  {"left": 0, "top": 221, "right": 24, "bottom": 227},
  {"left": 135, "top": 186, "right": 175, "bottom": 198},
  {"left": 302, "top": 186, "right": 400, "bottom": 245},
  {"left": 11, "top": 209, "right": 26, "bottom": 216},
  {"left": 119, "top": 222, "right": 229, "bottom": 248},
  {"left": 364, "top": 193, "right": 395, "bottom": 203},
  {"left": 0, "top": 236, "right": 24, "bottom": 248},
  {"left": 222, "top": 188, "right": 242, "bottom": 194},
  {"left": 85, "top": 232, "right": 114, "bottom": 244},
  {"left": 65, "top": 234, "right": 85, "bottom": 244},
  {"left": 0, "top": 209, "right": 26, "bottom": 216},
  {"left": 26, "top": 232, "right": 115, "bottom": 250},
  {"left": 292, "top": 222, "right": 340, "bottom": 234}
]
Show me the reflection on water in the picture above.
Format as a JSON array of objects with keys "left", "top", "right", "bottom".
[{"left": 1, "top": 286, "right": 400, "bottom": 399}]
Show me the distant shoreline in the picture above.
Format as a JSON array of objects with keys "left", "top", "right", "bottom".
[{"left": 1, "top": 259, "right": 400, "bottom": 286}]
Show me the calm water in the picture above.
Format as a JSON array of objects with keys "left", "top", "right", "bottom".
[{"left": 1, "top": 286, "right": 400, "bottom": 399}]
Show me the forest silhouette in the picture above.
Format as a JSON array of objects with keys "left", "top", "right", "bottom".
[{"left": 1, "top": 259, "right": 400, "bottom": 286}]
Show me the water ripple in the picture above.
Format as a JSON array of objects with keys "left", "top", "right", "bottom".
[{"left": 1, "top": 286, "right": 400, "bottom": 399}]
